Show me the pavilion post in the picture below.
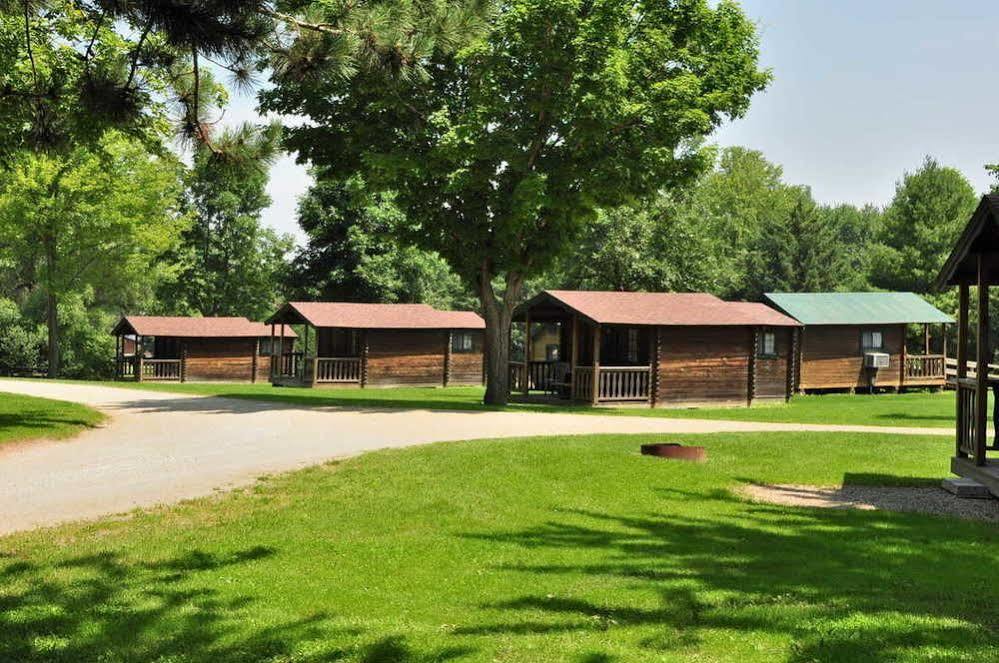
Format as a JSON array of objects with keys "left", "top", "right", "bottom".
[
  {"left": 956, "top": 284, "right": 969, "bottom": 458},
  {"left": 923, "top": 323, "right": 930, "bottom": 355},
  {"left": 591, "top": 324, "right": 601, "bottom": 406},
  {"left": 976, "top": 256, "right": 989, "bottom": 466}
]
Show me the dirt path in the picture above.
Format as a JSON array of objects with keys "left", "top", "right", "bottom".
[{"left": 0, "top": 380, "right": 951, "bottom": 535}]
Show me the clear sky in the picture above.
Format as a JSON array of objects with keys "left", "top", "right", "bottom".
[{"left": 231, "top": 0, "right": 999, "bottom": 244}]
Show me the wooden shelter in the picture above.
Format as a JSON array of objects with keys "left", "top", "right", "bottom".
[
  {"left": 935, "top": 194, "right": 999, "bottom": 495},
  {"left": 112, "top": 316, "right": 295, "bottom": 382},
  {"left": 511, "top": 290, "right": 801, "bottom": 407},
  {"left": 265, "top": 302, "right": 484, "bottom": 388},
  {"left": 764, "top": 292, "right": 952, "bottom": 392}
]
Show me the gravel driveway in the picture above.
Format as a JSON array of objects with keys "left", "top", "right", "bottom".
[{"left": 0, "top": 380, "right": 951, "bottom": 535}]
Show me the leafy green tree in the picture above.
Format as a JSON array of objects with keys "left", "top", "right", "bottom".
[
  {"left": 747, "top": 189, "right": 852, "bottom": 296},
  {"left": 0, "top": 134, "right": 186, "bottom": 376},
  {"left": 158, "top": 122, "right": 292, "bottom": 320},
  {"left": 870, "top": 157, "right": 977, "bottom": 293},
  {"left": 0, "top": 298, "right": 44, "bottom": 374},
  {"left": 818, "top": 203, "right": 882, "bottom": 291},
  {"left": 287, "top": 177, "right": 472, "bottom": 309},
  {"left": 263, "top": 0, "right": 770, "bottom": 403}
]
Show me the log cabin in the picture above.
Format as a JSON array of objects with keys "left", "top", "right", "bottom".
[
  {"left": 763, "top": 292, "right": 953, "bottom": 392},
  {"left": 112, "top": 316, "right": 295, "bottom": 382},
  {"left": 511, "top": 290, "right": 801, "bottom": 407},
  {"left": 265, "top": 302, "right": 485, "bottom": 388}
]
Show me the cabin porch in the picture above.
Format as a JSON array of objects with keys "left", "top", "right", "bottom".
[
  {"left": 268, "top": 323, "right": 365, "bottom": 388},
  {"left": 113, "top": 334, "right": 185, "bottom": 382},
  {"left": 509, "top": 308, "right": 655, "bottom": 406}
]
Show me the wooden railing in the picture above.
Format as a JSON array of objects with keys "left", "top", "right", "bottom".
[
  {"left": 508, "top": 361, "right": 527, "bottom": 392},
  {"left": 573, "top": 366, "right": 593, "bottom": 401},
  {"left": 117, "top": 356, "right": 137, "bottom": 379},
  {"left": 273, "top": 352, "right": 304, "bottom": 379},
  {"left": 141, "top": 358, "right": 182, "bottom": 381},
  {"left": 597, "top": 366, "right": 652, "bottom": 401},
  {"left": 904, "top": 354, "right": 945, "bottom": 381},
  {"left": 956, "top": 378, "right": 979, "bottom": 458},
  {"left": 315, "top": 357, "right": 361, "bottom": 383},
  {"left": 944, "top": 357, "right": 999, "bottom": 381}
]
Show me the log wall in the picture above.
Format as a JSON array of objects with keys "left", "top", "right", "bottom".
[
  {"left": 183, "top": 338, "right": 256, "bottom": 382},
  {"left": 799, "top": 324, "right": 902, "bottom": 390},
  {"left": 366, "top": 329, "right": 483, "bottom": 387},
  {"left": 755, "top": 328, "right": 792, "bottom": 400}
]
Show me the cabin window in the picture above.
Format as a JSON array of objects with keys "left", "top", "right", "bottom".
[
  {"left": 861, "top": 330, "right": 884, "bottom": 350},
  {"left": 759, "top": 331, "right": 777, "bottom": 357},
  {"left": 626, "top": 328, "right": 639, "bottom": 363},
  {"left": 452, "top": 332, "right": 474, "bottom": 353},
  {"left": 259, "top": 338, "right": 273, "bottom": 356}
]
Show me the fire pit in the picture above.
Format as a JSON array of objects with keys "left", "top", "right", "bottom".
[{"left": 640, "top": 443, "right": 707, "bottom": 462}]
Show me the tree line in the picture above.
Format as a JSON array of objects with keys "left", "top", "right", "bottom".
[{"left": 0, "top": 1, "right": 983, "bottom": 403}]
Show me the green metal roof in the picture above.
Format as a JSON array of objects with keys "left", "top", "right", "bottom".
[{"left": 763, "top": 292, "right": 953, "bottom": 325}]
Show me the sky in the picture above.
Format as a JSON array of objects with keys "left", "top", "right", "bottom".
[{"left": 227, "top": 0, "right": 999, "bottom": 245}]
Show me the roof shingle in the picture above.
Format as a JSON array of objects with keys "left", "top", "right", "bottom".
[
  {"left": 269, "top": 302, "right": 484, "bottom": 329},
  {"left": 113, "top": 316, "right": 294, "bottom": 338}
]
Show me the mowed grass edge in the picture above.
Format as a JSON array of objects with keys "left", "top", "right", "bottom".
[{"left": 0, "top": 391, "right": 105, "bottom": 447}]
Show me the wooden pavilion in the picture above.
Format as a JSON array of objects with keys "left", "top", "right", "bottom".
[
  {"left": 935, "top": 193, "right": 999, "bottom": 495},
  {"left": 264, "top": 302, "right": 484, "bottom": 388},
  {"left": 510, "top": 290, "right": 801, "bottom": 407},
  {"left": 764, "top": 292, "right": 952, "bottom": 392},
  {"left": 112, "top": 316, "right": 294, "bottom": 382}
]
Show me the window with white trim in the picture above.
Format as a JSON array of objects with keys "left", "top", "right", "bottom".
[
  {"left": 759, "top": 331, "right": 776, "bottom": 357},
  {"left": 861, "top": 330, "right": 884, "bottom": 350}
]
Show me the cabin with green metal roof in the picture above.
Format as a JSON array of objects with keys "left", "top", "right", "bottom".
[{"left": 764, "top": 292, "right": 953, "bottom": 392}]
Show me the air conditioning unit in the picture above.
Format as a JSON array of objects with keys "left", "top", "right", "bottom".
[{"left": 864, "top": 352, "right": 890, "bottom": 369}]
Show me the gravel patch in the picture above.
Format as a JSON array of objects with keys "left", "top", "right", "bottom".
[{"left": 740, "top": 483, "right": 999, "bottom": 523}]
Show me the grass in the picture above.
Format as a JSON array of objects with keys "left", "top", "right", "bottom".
[
  {"left": 1, "top": 430, "right": 996, "bottom": 662},
  {"left": 0, "top": 392, "right": 104, "bottom": 447},
  {"left": 42, "top": 378, "right": 962, "bottom": 428}
]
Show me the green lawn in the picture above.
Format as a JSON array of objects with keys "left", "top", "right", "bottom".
[
  {"left": 0, "top": 392, "right": 104, "bottom": 447},
  {"left": 50, "top": 378, "right": 961, "bottom": 428},
  {"left": 1, "top": 430, "right": 995, "bottom": 662}
]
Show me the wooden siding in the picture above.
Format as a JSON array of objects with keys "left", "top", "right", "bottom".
[
  {"left": 656, "top": 326, "right": 752, "bottom": 406},
  {"left": 183, "top": 338, "right": 256, "bottom": 381},
  {"left": 756, "top": 328, "right": 792, "bottom": 400},
  {"left": 799, "top": 324, "right": 902, "bottom": 390},
  {"left": 450, "top": 331, "right": 485, "bottom": 385},
  {"left": 654, "top": 326, "right": 791, "bottom": 406},
  {"left": 365, "top": 329, "right": 481, "bottom": 387}
]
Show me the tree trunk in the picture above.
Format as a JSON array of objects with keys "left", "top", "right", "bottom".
[
  {"left": 46, "top": 289, "right": 59, "bottom": 378},
  {"left": 477, "top": 264, "right": 523, "bottom": 405}
]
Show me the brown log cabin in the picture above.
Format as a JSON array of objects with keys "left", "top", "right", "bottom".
[
  {"left": 763, "top": 293, "right": 953, "bottom": 393},
  {"left": 112, "top": 316, "right": 295, "bottom": 382},
  {"left": 511, "top": 290, "right": 801, "bottom": 407},
  {"left": 265, "top": 302, "right": 485, "bottom": 388}
]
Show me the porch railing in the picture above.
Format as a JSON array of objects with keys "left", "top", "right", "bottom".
[
  {"left": 597, "top": 366, "right": 652, "bottom": 401},
  {"left": 141, "top": 359, "right": 182, "bottom": 381},
  {"left": 573, "top": 366, "right": 593, "bottom": 401},
  {"left": 273, "top": 351, "right": 304, "bottom": 379},
  {"left": 508, "top": 361, "right": 527, "bottom": 392},
  {"left": 904, "top": 354, "right": 945, "bottom": 381},
  {"left": 117, "top": 356, "right": 137, "bottom": 379},
  {"left": 945, "top": 357, "right": 999, "bottom": 381},
  {"left": 316, "top": 357, "right": 361, "bottom": 383},
  {"left": 956, "top": 378, "right": 979, "bottom": 458}
]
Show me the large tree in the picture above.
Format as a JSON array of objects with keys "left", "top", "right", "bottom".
[
  {"left": 287, "top": 177, "right": 471, "bottom": 309},
  {"left": 263, "top": 0, "right": 770, "bottom": 404},
  {"left": 160, "top": 122, "right": 293, "bottom": 320},
  {"left": 0, "top": 134, "right": 186, "bottom": 376},
  {"left": 870, "top": 157, "right": 977, "bottom": 293}
]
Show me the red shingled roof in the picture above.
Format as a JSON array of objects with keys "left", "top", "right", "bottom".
[
  {"left": 522, "top": 290, "right": 800, "bottom": 327},
  {"left": 268, "top": 302, "right": 485, "bottom": 329},
  {"left": 112, "top": 316, "right": 296, "bottom": 338}
]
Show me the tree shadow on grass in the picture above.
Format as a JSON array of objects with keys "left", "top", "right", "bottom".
[{"left": 460, "top": 490, "right": 999, "bottom": 661}]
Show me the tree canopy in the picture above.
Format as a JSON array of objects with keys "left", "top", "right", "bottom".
[{"left": 263, "top": 0, "right": 771, "bottom": 403}]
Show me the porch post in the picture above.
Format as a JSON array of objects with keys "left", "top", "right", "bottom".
[
  {"left": 976, "top": 255, "right": 989, "bottom": 466},
  {"left": 135, "top": 336, "right": 143, "bottom": 382},
  {"left": 180, "top": 343, "right": 187, "bottom": 383},
  {"left": 304, "top": 324, "right": 311, "bottom": 358},
  {"left": 251, "top": 338, "right": 258, "bottom": 383},
  {"left": 923, "top": 323, "right": 930, "bottom": 355},
  {"left": 270, "top": 323, "right": 276, "bottom": 379},
  {"left": 957, "top": 283, "right": 969, "bottom": 458},
  {"left": 748, "top": 327, "right": 758, "bottom": 406},
  {"left": 444, "top": 331, "right": 453, "bottom": 387},
  {"left": 570, "top": 314, "right": 579, "bottom": 400},
  {"left": 360, "top": 329, "right": 369, "bottom": 388},
  {"left": 280, "top": 323, "right": 287, "bottom": 378},
  {"left": 899, "top": 323, "right": 907, "bottom": 391},
  {"left": 522, "top": 310, "right": 531, "bottom": 395},
  {"left": 650, "top": 326, "right": 660, "bottom": 408},
  {"left": 114, "top": 334, "right": 120, "bottom": 379},
  {"left": 591, "top": 324, "right": 601, "bottom": 406}
]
